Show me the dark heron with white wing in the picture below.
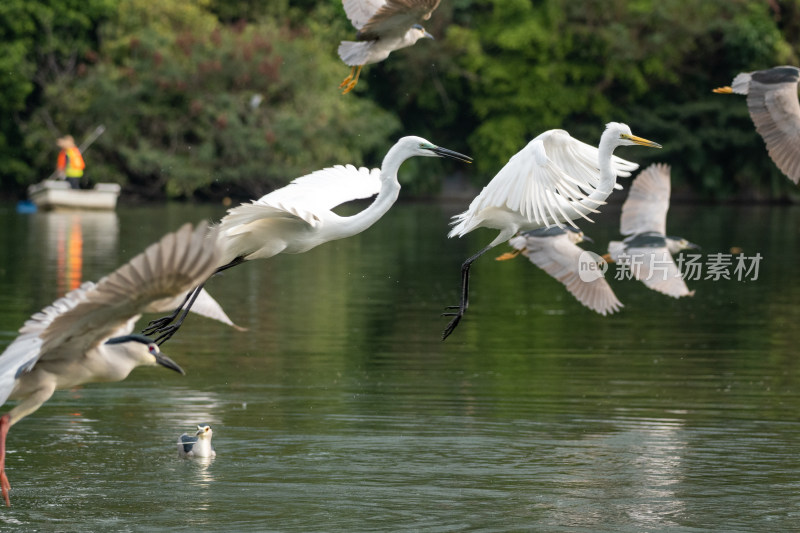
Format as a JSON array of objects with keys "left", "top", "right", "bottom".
[
  {"left": 714, "top": 66, "right": 800, "bottom": 184},
  {"left": 496, "top": 226, "right": 623, "bottom": 316},
  {"left": 0, "top": 223, "right": 225, "bottom": 506},
  {"left": 338, "top": 0, "right": 441, "bottom": 94},
  {"left": 178, "top": 424, "right": 216, "bottom": 459},
  {"left": 607, "top": 163, "right": 698, "bottom": 298}
]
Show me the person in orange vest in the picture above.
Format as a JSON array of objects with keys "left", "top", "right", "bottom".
[{"left": 56, "top": 135, "right": 85, "bottom": 189}]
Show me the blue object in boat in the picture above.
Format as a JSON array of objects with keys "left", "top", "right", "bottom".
[{"left": 16, "top": 201, "right": 37, "bottom": 214}]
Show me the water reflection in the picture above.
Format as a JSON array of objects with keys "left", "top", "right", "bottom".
[
  {"left": 154, "top": 389, "right": 224, "bottom": 428},
  {"left": 30, "top": 211, "right": 119, "bottom": 295},
  {"left": 583, "top": 416, "right": 687, "bottom": 528},
  {"left": 2, "top": 203, "right": 800, "bottom": 531}
]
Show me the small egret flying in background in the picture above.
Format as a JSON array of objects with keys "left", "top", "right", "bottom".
[
  {"left": 442, "top": 122, "right": 661, "bottom": 340},
  {"left": 496, "top": 226, "right": 623, "bottom": 316},
  {"left": 607, "top": 163, "right": 697, "bottom": 298},
  {"left": 178, "top": 424, "right": 216, "bottom": 459},
  {"left": 714, "top": 66, "right": 800, "bottom": 184},
  {"left": 0, "top": 223, "right": 222, "bottom": 506},
  {"left": 338, "top": 0, "right": 441, "bottom": 94},
  {"left": 144, "top": 136, "right": 471, "bottom": 342}
]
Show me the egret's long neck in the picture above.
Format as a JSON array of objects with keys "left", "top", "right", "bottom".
[
  {"left": 334, "top": 145, "right": 405, "bottom": 237},
  {"left": 594, "top": 130, "right": 618, "bottom": 198},
  {"left": 565, "top": 130, "right": 618, "bottom": 220}
]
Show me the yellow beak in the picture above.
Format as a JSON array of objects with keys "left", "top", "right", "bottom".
[
  {"left": 622, "top": 134, "right": 662, "bottom": 148},
  {"left": 712, "top": 86, "right": 733, "bottom": 94}
]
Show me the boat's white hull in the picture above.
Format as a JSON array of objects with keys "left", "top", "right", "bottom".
[{"left": 28, "top": 180, "right": 120, "bottom": 211}]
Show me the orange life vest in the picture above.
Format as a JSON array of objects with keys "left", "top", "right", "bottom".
[{"left": 57, "top": 147, "right": 85, "bottom": 177}]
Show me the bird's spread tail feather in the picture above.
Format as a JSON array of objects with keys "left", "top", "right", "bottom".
[{"left": 338, "top": 41, "right": 374, "bottom": 66}]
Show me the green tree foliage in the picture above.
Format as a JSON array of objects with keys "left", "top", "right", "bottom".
[
  {"left": 0, "top": 0, "right": 115, "bottom": 191},
  {"left": 22, "top": 0, "right": 397, "bottom": 200},
  {"left": 6, "top": 0, "right": 800, "bottom": 200},
  {"left": 363, "top": 0, "right": 800, "bottom": 199}
]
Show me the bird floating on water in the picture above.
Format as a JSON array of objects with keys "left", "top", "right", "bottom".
[
  {"left": 0, "top": 223, "right": 221, "bottom": 506},
  {"left": 714, "top": 66, "right": 800, "bottom": 184},
  {"left": 143, "top": 136, "right": 471, "bottom": 343},
  {"left": 607, "top": 163, "right": 697, "bottom": 298},
  {"left": 496, "top": 226, "right": 623, "bottom": 316},
  {"left": 338, "top": 0, "right": 441, "bottom": 94},
  {"left": 178, "top": 424, "right": 216, "bottom": 459},
  {"left": 442, "top": 122, "right": 661, "bottom": 340}
]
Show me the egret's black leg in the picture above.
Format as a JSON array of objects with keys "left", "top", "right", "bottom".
[
  {"left": 442, "top": 245, "right": 492, "bottom": 340},
  {"left": 141, "top": 288, "right": 195, "bottom": 335},
  {"left": 142, "top": 256, "right": 246, "bottom": 341},
  {"left": 153, "top": 283, "right": 206, "bottom": 345}
]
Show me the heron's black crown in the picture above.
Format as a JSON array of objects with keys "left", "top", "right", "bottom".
[{"left": 105, "top": 334, "right": 155, "bottom": 346}]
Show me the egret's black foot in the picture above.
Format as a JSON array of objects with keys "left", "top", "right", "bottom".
[
  {"left": 142, "top": 315, "right": 175, "bottom": 336},
  {"left": 441, "top": 309, "right": 465, "bottom": 341},
  {"left": 153, "top": 325, "right": 181, "bottom": 346}
]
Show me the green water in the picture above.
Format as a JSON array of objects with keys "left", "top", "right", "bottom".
[{"left": 0, "top": 201, "right": 799, "bottom": 531}]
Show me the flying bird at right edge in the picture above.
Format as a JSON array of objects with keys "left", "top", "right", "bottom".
[
  {"left": 607, "top": 163, "right": 698, "bottom": 299},
  {"left": 338, "top": 0, "right": 440, "bottom": 94},
  {"left": 714, "top": 66, "right": 800, "bottom": 184}
]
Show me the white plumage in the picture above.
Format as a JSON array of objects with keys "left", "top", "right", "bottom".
[
  {"left": 449, "top": 129, "right": 639, "bottom": 238},
  {"left": 144, "top": 136, "right": 471, "bottom": 342},
  {"left": 216, "top": 165, "right": 382, "bottom": 262},
  {"left": 442, "top": 122, "right": 661, "bottom": 340}
]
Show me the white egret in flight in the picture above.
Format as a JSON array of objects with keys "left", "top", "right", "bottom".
[
  {"left": 607, "top": 163, "right": 697, "bottom": 298},
  {"left": 144, "top": 136, "right": 472, "bottom": 342},
  {"left": 496, "top": 226, "right": 623, "bottom": 316},
  {"left": 0, "top": 223, "right": 221, "bottom": 506},
  {"left": 442, "top": 122, "right": 661, "bottom": 340},
  {"left": 338, "top": 0, "right": 440, "bottom": 94},
  {"left": 714, "top": 66, "right": 800, "bottom": 184}
]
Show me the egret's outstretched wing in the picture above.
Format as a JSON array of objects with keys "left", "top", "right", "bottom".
[
  {"left": 732, "top": 66, "right": 800, "bottom": 184},
  {"left": 550, "top": 133, "right": 639, "bottom": 188},
  {"left": 510, "top": 232, "right": 623, "bottom": 315},
  {"left": 35, "top": 224, "right": 219, "bottom": 365},
  {"left": 615, "top": 246, "right": 694, "bottom": 298},
  {"left": 0, "top": 285, "right": 88, "bottom": 405},
  {"left": 620, "top": 163, "right": 671, "bottom": 236},
  {"left": 219, "top": 165, "right": 381, "bottom": 231},
  {"left": 343, "top": 0, "right": 387, "bottom": 30},
  {"left": 450, "top": 130, "right": 637, "bottom": 235},
  {"left": 358, "top": 0, "right": 441, "bottom": 40}
]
